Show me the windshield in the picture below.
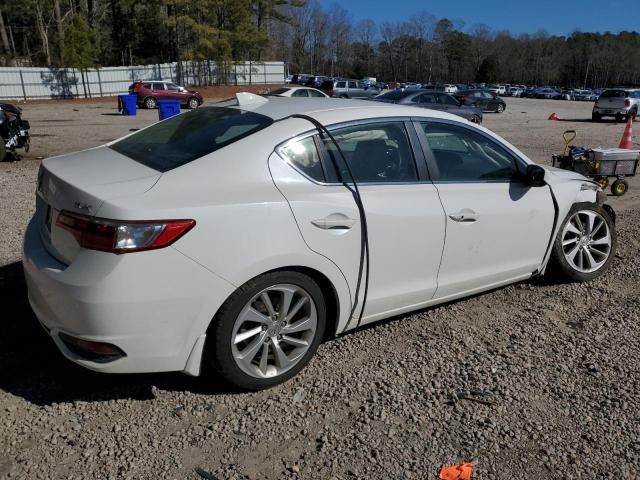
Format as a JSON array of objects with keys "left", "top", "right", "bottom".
[{"left": 110, "top": 107, "right": 273, "bottom": 172}]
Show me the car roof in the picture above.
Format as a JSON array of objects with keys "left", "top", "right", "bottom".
[{"left": 223, "top": 96, "right": 463, "bottom": 124}]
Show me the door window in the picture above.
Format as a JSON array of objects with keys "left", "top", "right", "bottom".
[
  {"left": 418, "top": 122, "right": 518, "bottom": 182},
  {"left": 336, "top": 81, "right": 346, "bottom": 88},
  {"left": 151, "top": 83, "right": 165, "bottom": 90},
  {"left": 292, "top": 89, "right": 310, "bottom": 97},
  {"left": 308, "top": 89, "right": 326, "bottom": 98},
  {"left": 413, "top": 93, "right": 436, "bottom": 104},
  {"left": 277, "top": 136, "right": 325, "bottom": 182},
  {"left": 438, "top": 94, "right": 459, "bottom": 106},
  {"left": 166, "top": 83, "right": 181, "bottom": 91},
  {"left": 348, "top": 81, "right": 358, "bottom": 89},
  {"left": 321, "top": 122, "right": 418, "bottom": 183}
]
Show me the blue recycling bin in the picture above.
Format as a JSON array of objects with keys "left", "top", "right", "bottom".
[
  {"left": 119, "top": 94, "right": 137, "bottom": 116},
  {"left": 158, "top": 100, "right": 181, "bottom": 120}
]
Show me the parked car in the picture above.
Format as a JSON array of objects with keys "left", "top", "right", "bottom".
[
  {"left": 532, "top": 87, "right": 562, "bottom": 99},
  {"left": 284, "top": 75, "right": 293, "bottom": 84},
  {"left": 442, "top": 84, "right": 458, "bottom": 94},
  {"left": 267, "top": 87, "right": 328, "bottom": 98},
  {"left": 371, "top": 89, "right": 482, "bottom": 123},
  {"left": 331, "top": 79, "right": 379, "bottom": 99},
  {"left": 507, "top": 86, "right": 523, "bottom": 97},
  {"left": 454, "top": 90, "right": 506, "bottom": 113},
  {"left": 24, "top": 95, "right": 616, "bottom": 390},
  {"left": 573, "top": 89, "right": 597, "bottom": 102},
  {"left": 592, "top": 89, "right": 640, "bottom": 121},
  {"left": 128, "top": 81, "right": 203, "bottom": 109}
]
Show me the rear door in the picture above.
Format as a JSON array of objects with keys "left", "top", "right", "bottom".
[
  {"left": 269, "top": 118, "right": 446, "bottom": 326},
  {"left": 414, "top": 119, "right": 554, "bottom": 299}
]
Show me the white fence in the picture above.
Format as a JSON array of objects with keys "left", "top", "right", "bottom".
[{"left": 0, "top": 61, "right": 286, "bottom": 100}]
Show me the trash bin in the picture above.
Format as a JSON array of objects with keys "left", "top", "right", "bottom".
[
  {"left": 158, "top": 100, "right": 181, "bottom": 121},
  {"left": 119, "top": 94, "right": 137, "bottom": 116}
]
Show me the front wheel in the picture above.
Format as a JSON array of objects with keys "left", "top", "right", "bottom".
[
  {"left": 187, "top": 97, "right": 200, "bottom": 109},
  {"left": 206, "top": 271, "right": 326, "bottom": 390},
  {"left": 496, "top": 103, "right": 504, "bottom": 113},
  {"left": 549, "top": 203, "right": 616, "bottom": 282},
  {"left": 470, "top": 114, "right": 481, "bottom": 124}
]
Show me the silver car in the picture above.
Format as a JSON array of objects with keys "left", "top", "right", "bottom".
[
  {"left": 331, "top": 80, "right": 379, "bottom": 99},
  {"left": 592, "top": 89, "right": 640, "bottom": 121}
]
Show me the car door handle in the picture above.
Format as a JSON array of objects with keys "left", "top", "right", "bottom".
[
  {"left": 311, "top": 215, "right": 356, "bottom": 230},
  {"left": 449, "top": 210, "right": 479, "bottom": 222}
]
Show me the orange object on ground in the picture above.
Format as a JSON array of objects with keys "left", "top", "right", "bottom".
[
  {"left": 439, "top": 462, "right": 473, "bottom": 480},
  {"left": 548, "top": 112, "right": 559, "bottom": 120},
  {"left": 618, "top": 116, "right": 634, "bottom": 149}
]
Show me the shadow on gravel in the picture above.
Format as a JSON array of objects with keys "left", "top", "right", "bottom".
[{"left": 0, "top": 262, "right": 235, "bottom": 406}]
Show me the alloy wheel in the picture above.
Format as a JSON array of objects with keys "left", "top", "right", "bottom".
[
  {"left": 561, "top": 210, "right": 612, "bottom": 273},
  {"left": 231, "top": 284, "right": 318, "bottom": 379}
]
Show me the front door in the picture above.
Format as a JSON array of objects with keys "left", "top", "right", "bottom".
[
  {"left": 269, "top": 119, "right": 446, "bottom": 327},
  {"left": 414, "top": 120, "right": 555, "bottom": 299}
]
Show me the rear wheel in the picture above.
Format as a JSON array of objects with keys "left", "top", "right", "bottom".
[
  {"left": 339, "top": 94, "right": 348, "bottom": 99},
  {"left": 549, "top": 203, "right": 615, "bottom": 282},
  {"left": 611, "top": 178, "right": 628, "bottom": 196},
  {"left": 495, "top": 103, "right": 504, "bottom": 113},
  {"left": 144, "top": 96, "right": 157, "bottom": 109},
  {"left": 206, "top": 271, "right": 326, "bottom": 390}
]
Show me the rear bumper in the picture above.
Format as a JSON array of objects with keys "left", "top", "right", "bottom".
[{"left": 22, "top": 216, "right": 235, "bottom": 374}]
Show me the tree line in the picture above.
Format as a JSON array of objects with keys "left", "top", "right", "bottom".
[{"left": 1, "top": 0, "right": 639, "bottom": 88}]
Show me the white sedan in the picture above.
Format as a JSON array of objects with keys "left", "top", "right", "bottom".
[
  {"left": 267, "top": 86, "right": 328, "bottom": 98},
  {"left": 23, "top": 94, "right": 616, "bottom": 390}
]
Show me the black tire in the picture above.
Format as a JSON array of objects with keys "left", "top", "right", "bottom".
[
  {"left": 470, "top": 114, "right": 481, "bottom": 124},
  {"left": 339, "top": 94, "right": 348, "bottom": 99},
  {"left": 611, "top": 178, "right": 628, "bottom": 196},
  {"left": 144, "top": 96, "right": 157, "bottom": 109},
  {"left": 0, "top": 143, "right": 6, "bottom": 162},
  {"left": 591, "top": 112, "right": 601, "bottom": 122},
  {"left": 615, "top": 113, "right": 624, "bottom": 123},
  {"left": 496, "top": 103, "right": 505, "bottom": 113},
  {"left": 205, "top": 271, "right": 327, "bottom": 391},
  {"left": 187, "top": 97, "right": 200, "bottom": 109},
  {"left": 549, "top": 202, "right": 616, "bottom": 282}
]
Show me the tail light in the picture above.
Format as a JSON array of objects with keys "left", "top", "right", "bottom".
[
  {"left": 625, "top": 99, "right": 631, "bottom": 107},
  {"left": 55, "top": 210, "right": 195, "bottom": 253},
  {"left": 331, "top": 88, "right": 336, "bottom": 95}
]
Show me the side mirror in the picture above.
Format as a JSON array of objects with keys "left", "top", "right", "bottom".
[{"left": 525, "top": 164, "right": 546, "bottom": 187}]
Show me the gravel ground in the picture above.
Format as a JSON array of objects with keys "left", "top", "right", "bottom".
[{"left": 1, "top": 98, "right": 639, "bottom": 479}]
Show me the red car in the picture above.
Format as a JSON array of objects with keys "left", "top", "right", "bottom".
[{"left": 128, "top": 81, "right": 203, "bottom": 109}]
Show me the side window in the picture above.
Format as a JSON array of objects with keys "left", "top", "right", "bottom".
[
  {"left": 166, "top": 83, "right": 181, "bottom": 91},
  {"left": 336, "top": 81, "right": 346, "bottom": 88},
  {"left": 418, "top": 122, "right": 518, "bottom": 182},
  {"left": 308, "top": 89, "right": 326, "bottom": 98},
  {"left": 321, "top": 122, "right": 418, "bottom": 183},
  {"left": 278, "top": 136, "right": 325, "bottom": 182},
  {"left": 152, "top": 83, "right": 165, "bottom": 90},
  {"left": 292, "top": 89, "right": 309, "bottom": 97},
  {"left": 441, "top": 95, "right": 459, "bottom": 106},
  {"left": 348, "top": 81, "right": 358, "bottom": 89},
  {"left": 142, "top": 83, "right": 151, "bottom": 89}
]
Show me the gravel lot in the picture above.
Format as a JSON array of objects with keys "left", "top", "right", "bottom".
[{"left": 1, "top": 98, "right": 639, "bottom": 479}]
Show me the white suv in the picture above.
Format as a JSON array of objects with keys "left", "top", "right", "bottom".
[{"left": 592, "top": 89, "right": 640, "bottom": 121}]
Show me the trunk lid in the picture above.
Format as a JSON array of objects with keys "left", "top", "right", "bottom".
[
  {"left": 596, "top": 90, "right": 628, "bottom": 110},
  {"left": 36, "top": 146, "right": 161, "bottom": 264}
]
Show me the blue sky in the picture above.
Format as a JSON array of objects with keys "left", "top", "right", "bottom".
[{"left": 342, "top": 0, "right": 640, "bottom": 36}]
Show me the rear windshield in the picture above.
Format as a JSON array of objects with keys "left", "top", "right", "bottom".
[
  {"left": 600, "top": 90, "right": 628, "bottom": 98},
  {"left": 377, "top": 90, "right": 414, "bottom": 100},
  {"left": 269, "top": 88, "right": 290, "bottom": 95},
  {"left": 110, "top": 107, "right": 273, "bottom": 172}
]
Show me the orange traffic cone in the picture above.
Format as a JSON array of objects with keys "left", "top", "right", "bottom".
[
  {"left": 618, "top": 116, "right": 634, "bottom": 149},
  {"left": 548, "top": 112, "right": 559, "bottom": 121}
]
